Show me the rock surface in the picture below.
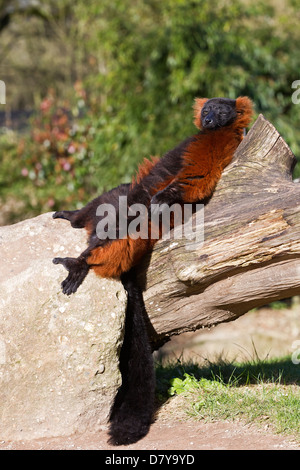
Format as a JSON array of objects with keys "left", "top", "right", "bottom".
[{"left": 0, "top": 213, "right": 126, "bottom": 440}]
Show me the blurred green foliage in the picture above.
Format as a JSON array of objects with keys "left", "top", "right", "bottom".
[{"left": 1, "top": 0, "right": 300, "bottom": 222}]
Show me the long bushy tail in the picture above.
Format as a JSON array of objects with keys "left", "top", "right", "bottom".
[{"left": 108, "top": 269, "right": 155, "bottom": 446}]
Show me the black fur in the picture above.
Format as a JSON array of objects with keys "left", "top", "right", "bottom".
[
  {"left": 201, "top": 98, "right": 236, "bottom": 129},
  {"left": 128, "top": 135, "right": 195, "bottom": 207},
  {"left": 52, "top": 256, "right": 90, "bottom": 295},
  {"left": 108, "top": 269, "right": 155, "bottom": 445}
]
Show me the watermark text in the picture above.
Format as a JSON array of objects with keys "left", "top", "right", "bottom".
[
  {"left": 291, "top": 340, "right": 300, "bottom": 365},
  {"left": 291, "top": 80, "right": 300, "bottom": 104},
  {"left": 95, "top": 196, "right": 204, "bottom": 249},
  {"left": 0, "top": 80, "right": 5, "bottom": 105}
]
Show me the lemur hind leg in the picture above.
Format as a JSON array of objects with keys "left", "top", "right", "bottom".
[
  {"left": 52, "top": 210, "right": 86, "bottom": 229},
  {"left": 53, "top": 256, "right": 90, "bottom": 295}
]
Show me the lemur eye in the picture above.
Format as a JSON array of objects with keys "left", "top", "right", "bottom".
[{"left": 202, "top": 110, "right": 208, "bottom": 116}]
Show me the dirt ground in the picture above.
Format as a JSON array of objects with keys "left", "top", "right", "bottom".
[
  {"left": 1, "top": 307, "right": 299, "bottom": 451},
  {"left": 0, "top": 416, "right": 298, "bottom": 451}
]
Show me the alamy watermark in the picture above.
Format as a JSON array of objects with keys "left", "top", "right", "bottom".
[
  {"left": 95, "top": 196, "right": 204, "bottom": 249},
  {"left": 0, "top": 80, "right": 5, "bottom": 104},
  {"left": 291, "top": 340, "right": 300, "bottom": 365},
  {"left": 291, "top": 80, "right": 300, "bottom": 104}
]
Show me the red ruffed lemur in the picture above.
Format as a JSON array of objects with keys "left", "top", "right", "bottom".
[{"left": 52, "top": 96, "right": 253, "bottom": 445}]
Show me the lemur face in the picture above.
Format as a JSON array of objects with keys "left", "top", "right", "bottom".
[{"left": 201, "top": 98, "right": 237, "bottom": 130}]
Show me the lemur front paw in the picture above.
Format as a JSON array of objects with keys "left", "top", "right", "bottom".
[
  {"left": 149, "top": 188, "right": 181, "bottom": 216},
  {"left": 52, "top": 257, "right": 90, "bottom": 295},
  {"left": 151, "top": 188, "right": 174, "bottom": 206},
  {"left": 61, "top": 272, "right": 84, "bottom": 296},
  {"left": 149, "top": 190, "right": 168, "bottom": 216}
]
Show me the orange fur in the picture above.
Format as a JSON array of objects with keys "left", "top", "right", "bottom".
[
  {"left": 234, "top": 96, "right": 254, "bottom": 129},
  {"left": 193, "top": 98, "right": 208, "bottom": 128},
  {"left": 179, "top": 127, "right": 242, "bottom": 201},
  {"left": 166, "top": 96, "right": 253, "bottom": 202},
  {"left": 88, "top": 238, "right": 151, "bottom": 278},
  {"left": 133, "top": 156, "right": 160, "bottom": 185}
]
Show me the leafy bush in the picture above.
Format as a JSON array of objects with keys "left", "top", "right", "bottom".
[
  {"left": 2, "top": 0, "right": 300, "bottom": 222},
  {"left": 17, "top": 84, "right": 97, "bottom": 213}
]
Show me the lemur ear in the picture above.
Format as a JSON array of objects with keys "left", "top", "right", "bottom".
[
  {"left": 193, "top": 98, "right": 208, "bottom": 129},
  {"left": 234, "top": 96, "right": 254, "bottom": 128}
]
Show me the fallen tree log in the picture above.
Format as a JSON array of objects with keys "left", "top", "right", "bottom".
[{"left": 141, "top": 115, "right": 300, "bottom": 347}]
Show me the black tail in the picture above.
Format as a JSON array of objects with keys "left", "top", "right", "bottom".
[{"left": 108, "top": 269, "right": 155, "bottom": 446}]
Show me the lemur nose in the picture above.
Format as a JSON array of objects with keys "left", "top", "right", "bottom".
[{"left": 205, "top": 117, "right": 213, "bottom": 124}]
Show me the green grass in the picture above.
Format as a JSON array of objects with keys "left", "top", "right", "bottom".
[{"left": 155, "top": 355, "right": 300, "bottom": 441}]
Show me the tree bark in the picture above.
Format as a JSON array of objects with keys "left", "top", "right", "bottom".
[{"left": 140, "top": 115, "right": 300, "bottom": 348}]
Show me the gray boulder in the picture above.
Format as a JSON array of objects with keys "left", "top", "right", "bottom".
[{"left": 0, "top": 213, "right": 126, "bottom": 440}]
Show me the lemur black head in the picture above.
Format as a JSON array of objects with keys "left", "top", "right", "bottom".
[
  {"left": 201, "top": 98, "right": 236, "bottom": 130},
  {"left": 194, "top": 96, "right": 253, "bottom": 131}
]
